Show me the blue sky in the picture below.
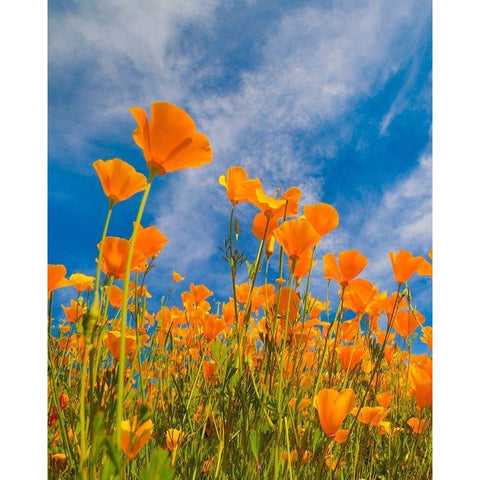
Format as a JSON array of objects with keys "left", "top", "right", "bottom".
[{"left": 48, "top": 0, "right": 432, "bottom": 349}]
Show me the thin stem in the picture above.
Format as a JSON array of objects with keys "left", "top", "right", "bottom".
[{"left": 115, "top": 175, "right": 154, "bottom": 449}]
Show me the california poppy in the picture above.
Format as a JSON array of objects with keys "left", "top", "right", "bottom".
[
  {"left": 313, "top": 388, "right": 356, "bottom": 437},
  {"left": 120, "top": 416, "right": 153, "bottom": 459},
  {"left": 356, "top": 406, "right": 389, "bottom": 426},
  {"left": 166, "top": 428, "right": 184, "bottom": 452},
  {"left": 130, "top": 102, "right": 213, "bottom": 176},
  {"left": 323, "top": 250, "right": 368, "bottom": 287},
  {"left": 273, "top": 218, "right": 321, "bottom": 262},
  {"left": 291, "top": 249, "right": 317, "bottom": 281},
  {"left": 389, "top": 250, "right": 426, "bottom": 284},
  {"left": 409, "top": 365, "right": 432, "bottom": 410},
  {"left": 376, "top": 392, "right": 393, "bottom": 408},
  {"left": 250, "top": 186, "right": 288, "bottom": 218},
  {"left": 62, "top": 299, "right": 86, "bottom": 324},
  {"left": 104, "top": 284, "right": 132, "bottom": 309},
  {"left": 93, "top": 158, "right": 147, "bottom": 205},
  {"left": 219, "top": 166, "right": 261, "bottom": 205},
  {"left": 69, "top": 273, "right": 95, "bottom": 293},
  {"left": 336, "top": 345, "right": 365, "bottom": 371},
  {"left": 173, "top": 271, "right": 184, "bottom": 282},
  {"left": 407, "top": 417, "right": 426, "bottom": 434},
  {"left": 420, "top": 326, "right": 433, "bottom": 350},
  {"left": 99, "top": 237, "right": 147, "bottom": 279},
  {"left": 342, "top": 279, "right": 378, "bottom": 315},
  {"left": 393, "top": 309, "right": 425, "bottom": 339},
  {"left": 104, "top": 330, "right": 137, "bottom": 362},
  {"left": 48, "top": 264, "right": 70, "bottom": 295},
  {"left": 199, "top": 314, "right": 226, "bottom": 341},
  {"left": 134, "top": 223, "right": 168, "bottom": 259},
  {"left": 303, "top": 203, "right": 339, "bottom": 237},
  {"left": 252, "top": 212, "right": 280, "bottom": 242}
]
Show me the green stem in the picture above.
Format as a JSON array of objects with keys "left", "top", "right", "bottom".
[{"left": 115, "top": 175, "right": 154, "bottom": 449}]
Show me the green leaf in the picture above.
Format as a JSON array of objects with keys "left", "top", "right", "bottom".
[
  {"left": 139, "top": 448, "right": 173, "bottom": 480},
  {"left": 250, "top": 431, "right": 260, "bottom": 462}
]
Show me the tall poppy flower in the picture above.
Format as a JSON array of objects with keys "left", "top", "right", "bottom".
[
  {"left": 407, "top": 417, "right": 426, "bottom": 434},
  {"left": 273, "top": 218, "right": 321, "bottom": 262},
  {"left": 104, "top": 330, "right": 137, "bottom": 362},
  {"left": 219, "top": 166, "right": 261, "bottom": 205},
  {"left": 409, "top": 365, "right": 432, "bottom": 410},
  {"left": 130, "top": 102, "right": 213, "bottom": 176},
  {"left": 99, "top": 237, "right": 147, "bottom": 279},
  {"left": 120, "top": 416, "right": 153, "bottom": 459},
  {"left": 134, "top": 223, "right": 169, "bottom": 259},
  {"left": 166, "top": 428, "right": 184, "bottom": 452},
  {"left": 173, "top": 271, "right": 184, "bottom": 282},
  {"left": 303, "top": 203, "right": 339, "bottom": 237},
  {"left": 199, "top": 314, "right": 226, "bottom": 341},
  {"left": 389, "top": 250, "right": 426, "bottom": 284},
  {"left": 252, "top": 212, "right": 279, "bottom": 242},
  {"left": 48, "top": 264, "right": 71, "bottom": 295},
  {"left": 323, "top": 250, "right": 368, "bottom": 287},
  {"left": 93, "top": 158, "right": 147, "bottom": 205},
  {"left": 336, "top": 345, "right": 365, "bottom": 371},
  {"left": 393, "top": 309, "right": 425, "bottom": 339},
  {"left": 313, "top": 388, "right": 356, "bottom": 437},
  {"left": 69, "top": 273, "right": 95, "bottom": 293},
  {"left": 342, "top": 279, "right": 378, "bottom": 315}
]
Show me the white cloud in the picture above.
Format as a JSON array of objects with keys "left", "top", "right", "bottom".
[{"left": 50, "top": 0, "right": 431, "bottom": 291}]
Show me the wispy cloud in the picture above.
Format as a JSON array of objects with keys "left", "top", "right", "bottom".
[{"left": 49, "top": 0, "right": 431, "bottom": 305}]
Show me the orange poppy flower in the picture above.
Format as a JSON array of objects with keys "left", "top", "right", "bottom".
[
  {"left": 93, "top": 158, "right": 147, "bottom": 205},
  {"left": 323, "top": 250, "right": 368, "bottom": 287},
  {"left": 166, "top": 428, "right": 184, "bottom": 452},
  {"left": 189, "top": 283, "right": 213, "bottom": 304},
  {"left": 104, "top": 284, "right": 132, "bottom": 309},
  {"left": 343, "top": 279, "right": 378, "bottom": 315},
  {"left": 134, "top": 223, "right": 169, "bottom": 259},
  {"left": 250, "top": 186, "right": 287, "bottom": 218},
  {"left": 303, "top": 203, "right": 339, "bottom": 237},
  {"left": 48, "top": 264, "right": 71, "bottom": 295},
  {"left": 62, "top": 299, "right": 86, "bottom": 324},
  {"left": 203, "top": 360, "right": 217, "bottom": 380},
  {"left": 130, "top": 102, "right": 213, "bottom": 176},
  {"left": 409, "top": 365, "right": 432, "bottom": 411},
  {"left": 336, "top": 345, "right": 365, "bottom": 371},
  {"left": 291, "top": 249, "right": 317, "bottom": 281},
  {"left": 252, "top": 212, "right": 280, "bottom": 242},
  {"left": 218, "top": 166, "right": 261, "bottom": 205},
  {"left": 339, "top": 318, "right": 360, "bottom": 342},
  {"left": 407, "top": 417, "right": 426, "bottom": 434},
  {"left": 171, "top": 271, "right": 184, "bottom": 283},
  {"left": 99, "top": 237, "right": 147, "bottom": 279},
  {"left": 273, "top": 218, "right": 321, "bottom": 262},
  {"left": 376, "top": 392, "right": 393, "bottom": 408},
  {"left": 104, "top": 330, "right": 137, "bottom": 362},
  {"left": 357, "top": 406, "right": 389, "bottom": 426},
  {"left": 389, "top": 250, "right": 426, "bottom": 284},
  {"left": 199, "top": 314, "right": 226, "bottom": 341},
  {"left": 313, "top": 389, "right": 356, "bottom": 437},
  {"left": 120, "top": 416, "right": 153, "bottom": 459},
  {"left": 69, "top": 273, "right": 95, "bottom": 293},
  {"left": 270, "top": 287, "right": 301, "bottom": 325},
  {"left": 393, "top": 309, "right": 425, "bottom": 339},
  {"left": 279, "top": 187, "right": 302, "bottom": 218},
  {"left": 420, "top": 326, "right": 433, "bottom": 350}
]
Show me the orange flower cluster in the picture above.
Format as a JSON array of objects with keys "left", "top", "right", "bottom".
[{"left": 48, "top": 101, "right": 432, "bottom": 479}]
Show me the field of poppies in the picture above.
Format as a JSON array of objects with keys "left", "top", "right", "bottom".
[{"left": 48, "top": 102, "right": 432, "bottom": 479}]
